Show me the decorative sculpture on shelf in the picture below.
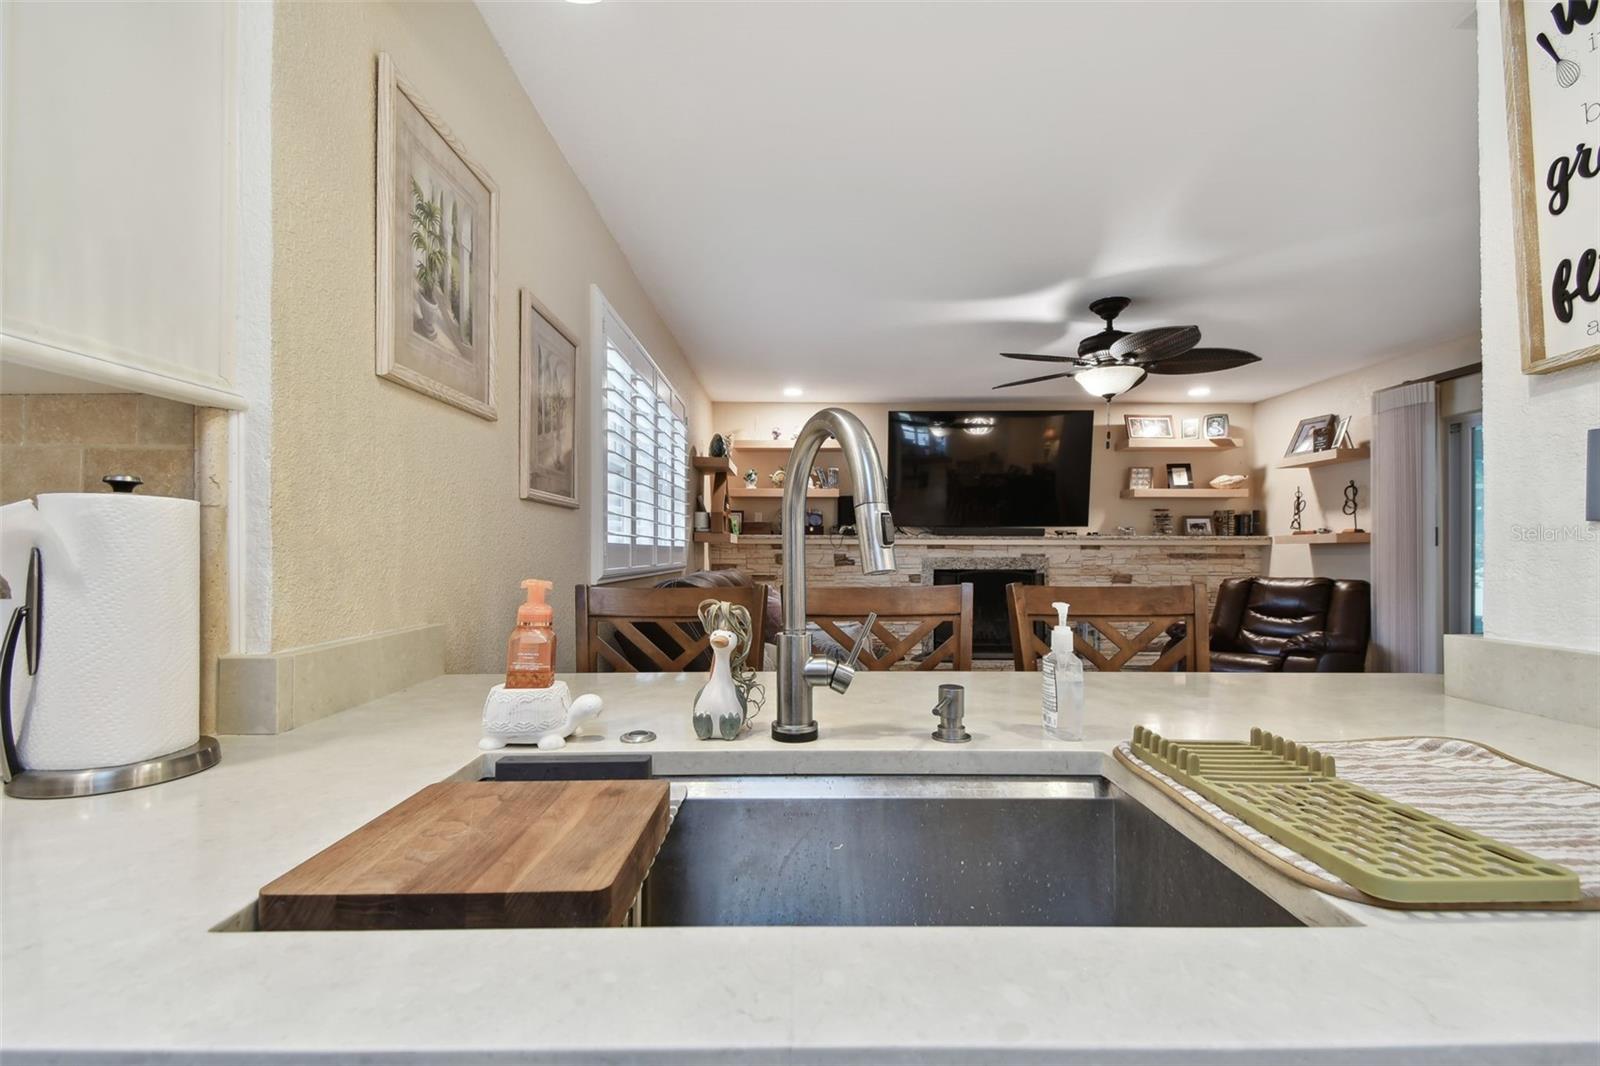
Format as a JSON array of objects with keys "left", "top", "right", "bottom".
[
  {"left": 744, "top": 467, "right": 759, "bottom": 488},
  {"left": 1291, "top": 487, "right": 1306, "bottom": 532},
  {"left": 769, "top": 468, "right": 786, "bottom": 487},
  {"left": 1343, "top": 480, "right": 1363, "bottom": 532}
]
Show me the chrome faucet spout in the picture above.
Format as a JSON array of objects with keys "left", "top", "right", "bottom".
[{"left": 772, "top": 408, "right": 896, "bottom": 743}]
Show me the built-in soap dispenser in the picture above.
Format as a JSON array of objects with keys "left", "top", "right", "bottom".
[
  {"left": 1042, "top": 601, "right": 1085, "bottom": 740},
  {"left": 506, "top": 579, "right": 556, "bottom": 689}
]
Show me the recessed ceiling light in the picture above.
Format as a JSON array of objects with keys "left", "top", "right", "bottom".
[
  {"left": 565, "top": 0, "right": 602, "bottom": 5},
  {"left": 1187, "top": 386, "right": 1211, "bottom": 398},
  {"left": 782, "top": 386, "right": 803, "bottom": 398}
]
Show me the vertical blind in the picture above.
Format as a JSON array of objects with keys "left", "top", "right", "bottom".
[{"left": 598, "top": 303, "right": 688, "bottom": 579}]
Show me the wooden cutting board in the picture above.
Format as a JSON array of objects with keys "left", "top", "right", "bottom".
[{"left": 258, "top": 780, "right": 670, "bottom": 930}]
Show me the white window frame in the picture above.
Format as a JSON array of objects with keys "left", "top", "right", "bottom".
[{"left": 588, "top": 285, "right": 690, "bottom": 583}]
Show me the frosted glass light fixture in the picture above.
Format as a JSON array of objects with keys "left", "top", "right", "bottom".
[{"left": 1075, "top": 364, "right": 1144, "bottom": 401}]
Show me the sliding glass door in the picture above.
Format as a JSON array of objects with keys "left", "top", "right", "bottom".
[{"left": 1444, "top": 413, "right": 1483, "bottom": 635}]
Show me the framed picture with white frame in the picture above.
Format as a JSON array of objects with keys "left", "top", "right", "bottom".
[{"left": 375, "top": 53, "right": 499, "bottom": 419}]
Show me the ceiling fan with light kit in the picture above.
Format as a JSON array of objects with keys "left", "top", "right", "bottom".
[{"left": 992, "top": 296, "right": 1262, "bottom": 446}]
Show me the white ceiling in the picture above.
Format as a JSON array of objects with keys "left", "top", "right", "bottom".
[{"left": 479, "top": 1, "right": 1480, "bottom": 404}]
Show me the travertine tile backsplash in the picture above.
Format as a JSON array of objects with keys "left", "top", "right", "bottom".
[{"left": 0, "top": 394, "right": 196, "bottom": 503}]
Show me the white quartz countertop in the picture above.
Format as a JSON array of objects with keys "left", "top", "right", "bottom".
[{"left": 3, "top": 671, "right": 1597, "bottom": 1063}]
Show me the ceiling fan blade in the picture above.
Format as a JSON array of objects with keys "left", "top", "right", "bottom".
[
  {"left": 992, "top": 370, "right": 1077, "bottom": 390},
  {"left": 1144, "top": 348, "right": 1261, "bottom": 375},
  {"left": 1109, "top": 325, "right": 1201, "bottom": 363},
  {"left": 1000, "top": 352, "right": 1082, "bottom": 364}
]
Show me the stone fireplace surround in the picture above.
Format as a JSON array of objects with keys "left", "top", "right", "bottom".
[{"left": 707, "top": 533, "right": 1271, "bottom": 665}]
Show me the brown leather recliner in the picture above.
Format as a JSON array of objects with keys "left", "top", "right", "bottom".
[{"left": 1208, "top": 577, "right": 1370, "bottom": 672}]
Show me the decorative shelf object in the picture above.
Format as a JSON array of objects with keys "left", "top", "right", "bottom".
[
  {"left": 1115, "top": 430, "right": 1241, "bottom": 452},
  {"left": 728, "top": 487, "right": 841, "bottom": 499},
  {"left": 1276, "top": 446, "right": 1370, "bottom": 469},
  {"left": 1272, "top": 532, "right": 1371, "bottom": 545},
  {"left": 1120, "top": 487, "right": 1251, "bottom": 500}
]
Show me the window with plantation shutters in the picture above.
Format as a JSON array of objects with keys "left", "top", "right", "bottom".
[{"left": 591, "top": 289, "right": 689, "bottom": 581}]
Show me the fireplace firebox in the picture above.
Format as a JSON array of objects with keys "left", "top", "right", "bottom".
[{"left": 933, "top": 567, "right": 1044, "bottom": 660}]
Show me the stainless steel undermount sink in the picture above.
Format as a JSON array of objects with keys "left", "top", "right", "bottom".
[{"left": 638, "top": 776, "right": 1302, "bottom": 928}]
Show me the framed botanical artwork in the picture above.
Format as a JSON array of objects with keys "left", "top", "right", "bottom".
[
  {"left": 1204, "top": 413, "right": 1230, "bottom": 439},
  {"left": 1124, "top": 414, "right": 1175, "bottom": 439},
  {"left": 1500, "top": 0, "right": 1600, "bottom": 375},
  {"left": 1166, "top": 463, "right": 1193, "bottom": 488},
  {"left": 519, "top": 292, "right": 579, "bottom": 507},
  {"left": 1286, "top": 414, "right": 1337, "bottom": 456},
  {"left": 376, "top": 53, "right": 499, "bottom": 419},
  {"left": 1182, "top": 515, "right": 1214, "bottom": 536},
  {"left": 1180, "top": 417, "right": 1201, "bottom": 440}
]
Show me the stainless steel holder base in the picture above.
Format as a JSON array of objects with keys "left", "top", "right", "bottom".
[{"left": 4, "top": 736, "right": 220, "bottom": 799}]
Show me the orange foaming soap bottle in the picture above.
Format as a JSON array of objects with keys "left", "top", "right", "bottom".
[{"left": 505, "top": 579, "right": 556, "bottom": 689}]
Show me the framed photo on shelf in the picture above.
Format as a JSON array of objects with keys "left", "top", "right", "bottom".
[
  {"left": 518, "top": 292, "right": 579, "bottom": 507},
  {"left": 1285, "top": 414, "right": 1337, "bottom": 456},
  {"left": 1166, "top": 463, "right": 1193, "bottom": 488},
  {"left": 1331, "top": 415, "right": 1353, "bottom": 448},
  {"left": 1180, "top": 417, "right": 1201, "bottom": 440},
  {"left": 727, "top": 509, "right": 745, "bottom": 536},
  {"left": 1127, "top": 466, "right": 1154, "bottom": 489},
  {"left": 1204, "top": 413, "right": 1230, "bottom": 439},
  {"left": 375, "top": 53, "right": 498, "bottom": 419},
  {"left": 1183, "top": 515, "right": 1215, "bottom": 536},
  {"left": 1125, "top": 414, "right": 1175, "bottom": 439}
]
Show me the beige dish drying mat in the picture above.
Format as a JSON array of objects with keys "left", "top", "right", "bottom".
[{"left": 1115, "top": 736, "right": 1600, "bottom": 910}]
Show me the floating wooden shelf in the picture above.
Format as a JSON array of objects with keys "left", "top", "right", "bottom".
[
  {"left": 728, "top": 487, "right": 841, "bottom": 499},
  {"left": 1277, "top": 446, "right": 1370, "bottom": 469},
  {"left": 1120, "top": 487, "right": 1251, "bottom": 500},
  {"left": 692, "top": 531, "right": 738, "bottom": 545},
  {"left": 1272, "top": 531, "right": 1371, "bottom": 545},
  {"left": 692, "top": 455, "right": 736, "bottom": 474},
  {"left": 730, "top": 440, "right": 842, "bottom": 452},
  {"left": 1116, "top": 431, "right": 1241, "bottom": 452}
]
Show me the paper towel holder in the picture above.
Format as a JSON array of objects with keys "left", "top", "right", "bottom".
[{"left": 1, "top": 544, "right": 220, "bottom": 799}]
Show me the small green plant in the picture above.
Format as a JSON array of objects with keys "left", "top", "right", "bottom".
[{"left": 410, "top": 178, "right": 445, "bottom": 301}]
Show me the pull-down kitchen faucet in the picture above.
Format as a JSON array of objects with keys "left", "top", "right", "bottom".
[{"left": 772, "top": 408, "right": 897, "bottom": 742}]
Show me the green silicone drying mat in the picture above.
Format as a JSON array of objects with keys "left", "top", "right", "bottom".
[{"left": 1127, "top": 726, "right": 1581, "bottom": 905}]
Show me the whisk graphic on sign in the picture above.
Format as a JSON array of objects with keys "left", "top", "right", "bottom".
[{"left": 1536, "top": 33, "right": 1582, "bottom": 89}]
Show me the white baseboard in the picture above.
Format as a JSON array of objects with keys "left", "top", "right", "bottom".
[
  {"left": 216, "top": 624, "right": 444, "bottom": 734},
  {"left": 1443, "top": 634, "right": 1600, "bottom": 728}
]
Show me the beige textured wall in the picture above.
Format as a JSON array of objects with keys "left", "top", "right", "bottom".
[
  {"left": 270, "top": 1, "right": 709, "bottom": 672},
  {"left": 1250, "top": 336, "right": 1480, "bottom": 581},
  {"left": 1, "top": 394, "right": 196, "bottom": 503},
  {"left": 712, "top": 399, "right": 1256, "bottom": 533}
]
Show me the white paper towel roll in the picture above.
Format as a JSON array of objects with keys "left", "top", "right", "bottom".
[{"left": 0, "top": 493, "right": 198, "bottom": 770}]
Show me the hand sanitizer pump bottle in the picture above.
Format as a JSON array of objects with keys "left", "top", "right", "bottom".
[{"left": 1041, "top": 601, "right": 1085, "bottom": 740}]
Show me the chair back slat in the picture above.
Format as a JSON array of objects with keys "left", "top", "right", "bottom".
[
  {"left": 803, "top": 584, "right": 972, "bottom": 671},
  {"left": 1006, "top": 582, "right": 1210, "bottom": 672},
  {"left": 576, "top": 584, "right": 769, "bottom": 673}
]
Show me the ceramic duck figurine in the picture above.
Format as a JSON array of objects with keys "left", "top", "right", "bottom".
[
  {"left": 479, "top": 680, "right": 603, "bottom": 751},
  {"left": 693, "top": 629, "right": 746, "bottom": 741}
]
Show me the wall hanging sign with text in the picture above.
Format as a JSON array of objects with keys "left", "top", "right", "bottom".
[{"left": 1502, "top": 0, "right": 1600, "bottom": 374}]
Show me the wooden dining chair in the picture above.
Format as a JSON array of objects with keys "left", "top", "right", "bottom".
[
  {"left": 803, "top": 584, "right": 973, "bottom": 671},
  {"left": 1006, "top": 581, "right": 1210, "bottom": 672},
  {"left": 575, "top": 584, "right": 769, "bottom": 672}
]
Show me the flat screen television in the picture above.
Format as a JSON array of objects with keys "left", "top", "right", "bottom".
[{"left": 886, "top": 410, "right": 1094, "bottom": 531}]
